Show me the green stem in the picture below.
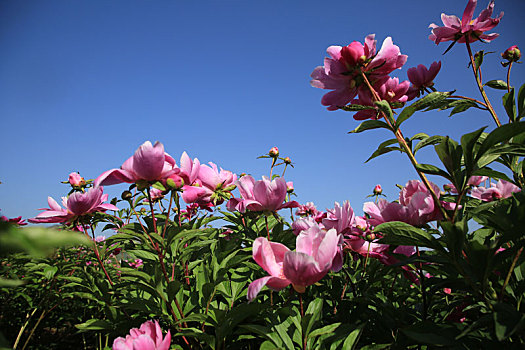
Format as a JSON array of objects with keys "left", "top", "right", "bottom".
[
  {"left": 500, "top": 247, "right": 523, "bottom": 301},
  {"left": 89, "top": 224, "right": 114, "bottom": 286},
  {"left": 13, "top": 308, "right": 38, "bottom": 349},
  {"left": 359, "top": 70, "right": 450, "bottom": 221},
  {"left": 465, "top": 41, "right": 502, "bottom": 127}
]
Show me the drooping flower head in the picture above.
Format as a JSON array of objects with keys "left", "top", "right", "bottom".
[
  {"left": 311, "top": 35, "right": 407, "bottom": 110},
  {"left": 112, "top": 320, "right": 171, "bottom": 350},
  {"left": 406, "top": 61, "right": 441, "bottom": 100},
  {"left": 429, "top": 0, "right": 503, "bottom": 45},
  {"left": 95, "top": 141, "right": 178, "bottom": 187},
  {"left": 29, "top": 187, "right": 118, "bottom": 224}
]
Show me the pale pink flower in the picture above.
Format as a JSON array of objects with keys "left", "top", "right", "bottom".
[
  {"left": 429, "top": 0, "right": 503, "bottom": 45},
  {"left": 247, "top": 227, "right": 339, "bottom": 300},
  {"left": 95, "top": 141, "right": 178, "bottom": 187},
  {"left": 322, "top": 201, "right": 355, "bottom": 235},
  {"left": 444, "top": 176, "right": 487, "bottom": 193},
  {"left": 311, "top": 35, "right": 407, "bottom": 110},
  {"left": 112, "top": 320, "right": 171, "bottom": 350},
  {"left": 471, "top": 179, "right": 521, "bottom": 201},
  {"left": 286, "top": 181, "right": 294, "bottom": 193},
  {"left": 291, "top": 216, "right": 321, "bottom": 236},
  {"left": 226, "top": 175, "right": 299, "bottom": 213},
  {"left": 68, "top": 172, "right": 86, "bottom": 187},
  {"left": 145, "top": 188, "right": 165, "bottom": 202},
  {"left": 29, "top": 187, "right": 118, "bottom": 224},
  {"left": 296, "top": 202, "right": 318, "bottom": 217}
]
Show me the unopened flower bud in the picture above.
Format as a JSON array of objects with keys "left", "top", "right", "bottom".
[
  {"left": 68, "top": 172, "right": 86, "bottom": 187},
  {"left": 443, "top": 184, "right": 453, "bottom": 192},
  {"left": 286, "top": 181, "right": 294, "bottom": 194},
  {"left": 284, "top": 157, "right": 292, "bottom": 165},
  {"left": 136, "top": 179, "right": 149, "bottom": 191},
  {"left": 365, "top": 233, "right": 376, "bottom": 241},
  {"left": 501, "top": 45, "right": 521, "bottom": 62},
  {"left": 121, "top": 190, "right": 133, "bottom": 200},
  {"left": 373, "top": 184, "right": 382, "bottom": 195},
  {"left": 166, "top": 174, "right": 184, "bottom": 189},
  {"left": 269, "top": 147, "right": 279, "bottom": 158}
]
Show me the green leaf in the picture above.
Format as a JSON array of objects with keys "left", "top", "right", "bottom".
[
  {"left": 75, "top": 319, "right": 112, "bottom": 332},
  {"left": 461, "top": 126, "right": 487, "bottom": 174},
  {"left": 448, "top": 99, "right": 480, "bottom": 117},
  {"left": 493, "top": 303, "right": 525, "bottom": 341},
  {"left": 477, "top": 121, "right": 525, "bottom": 159},
  {"left": 401, "top": 322, "right": 456, "bottom": 346},
  {"left": 342, "top": 326, "right": 363, "bottom": 350},
  {"left": 43, "top": 265, "right": 58, "bottom": 279},
  {"left": 375, "top": 221, "right": 441, "bottom": 250},
  {"left": 340, "top": 104, "right": 376, "bottom": 111},
  {"left": 485, "top": 79, "right": 508, "bottom": 90},
  {"left": 0, "top": 277, "right": 24, "bottom": 288},
  {"left": 308, "top": 323, "right": 341, "bottom": 340},
  {"left": 414, "top": 163, "right": 451, "bottom": 180},
  {"left": 413, "top": 135, "right": 444, "bottom": 154},
  {"left": 348, "top": 120, "right": 391, "bottom": 134},
  {"left": 503, "top": 88, "right": 516, "bottom": 122},
  {"left": 374, "top": 100, "right": 395, "bottom": 125},
  {"left": 365, "top": 146, "right": 403, "bottom": 163},
  {"left": 396, "top": 92, "right": 452, "bottom": 127},
  {"left": 303, "top": 298, "right": 323, "bottom": 339},
  {"left": 517, "top": 83, "right": 525, "bottom": 119}
]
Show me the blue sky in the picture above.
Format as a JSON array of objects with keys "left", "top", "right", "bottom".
[{"left": 1, "top": 0, "right": 524, "bottom": 223}]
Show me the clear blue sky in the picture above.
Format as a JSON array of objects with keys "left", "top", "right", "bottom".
[{"left": 1, "top": 0, "right": 524, "bottom": 222}]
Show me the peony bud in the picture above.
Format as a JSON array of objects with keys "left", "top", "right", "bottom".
[
  {"left": 269, "top": 146, "right": 279, "bottom": 158},
  {"left": 284, "top": 157, "right": 292, "bottom": 165},
  {"left": 68, "top": 172, "right": 85, "bottom": 187},
  {"left": 501, "top": 45, "right": 521, "bottom": 62},
  {"left": 166, "top": 174, "right": 184, "bottom": 189},
  {"left": 286, "top": 181, "right": 294, "bottom": 194},
  {"left": 121, "top": 190, "right": 133, "bottom": 200},
  {"left": 373, "top": 184, "right": 382, "bottom": 195}
]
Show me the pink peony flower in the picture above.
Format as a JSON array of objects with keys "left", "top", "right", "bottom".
[
  {"left": 322, "top": 201, "right": 355, "bottom": 235},
  {"left": 247, "top": 227, "right": 339, "bottom": 300},
  {"left": 311, "top": 35, "right": 407, "bottom": 111},
  {"left": 429, "top": 0, "right": 503, "bottom": 45},
  {"left": 181, "top": 161, "right": 236, "bottom": 206},
  {"left": 226, "top": 175, "right": 299, "bottom": 213},
  {"left": 29, "top": 187, "right": 118, "bottom": 224},
  {"left": 350, "top": 77, "right": 410, "bottom": 120},
  {"left": 406, "top": 61, "right": 441, "bottom": 100},
  {"left": 364, "top": 180, "right": 444, "bottom": 227},
  {"left": 68, "top": 172, "right": 86, "bottom": 187},
  {"left": 95, "top": 141, "right": 178, "bottom": 187},
  {"left": 112, "top": 320, "right": 171, "bottom": 350},
  {"left": 470, "top": 179, "right": 521, "bottom": 201},
  {"left": 444, "top": 176, "right": 487, "bottom": 194},
  {"left": 291, "top": 216, "right": 320, "bottom": 236}
]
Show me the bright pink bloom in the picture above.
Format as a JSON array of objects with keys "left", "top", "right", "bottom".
[
  {"left": 95, "top": 141, "right": 178, "bottom": 187},
  {"left": 429, "top": 0, "right": 503, "bottom": 45},
  {"left": 29, "top": 187, "right": 118, "bottom": 224},
  {"left": 311, "top": 35, "right": 407, "bottom": 110},
  {"left": 351, "top": 77, "right": 410, "bottom": 120},
  {"left": 470, "top": 180, "right": 521, "bottom": 201},
  {"left": 364, "top": 180, "right": 444, "bottom": 227},
  {"left": 68, "top": 172, "right": 86, "bottom": 187},
  {"left": 296, "top": 202, "right": 318, "bottom": 217},
  {"left": 176, "top": 151, "right": 200, "bottom": 187},
  {"left": 181, "top": 161, "right": 236, "bottom": 206},
  {"left": 112, "top": 320, "right": 171, "bottom": 350},
  {"left": 247, "top": 227, "right": 339, "bottom": 300},
  {"left": 406, "top": 61, "right": 441, "bottom": 100},
  {"left": 227, "top": 175, "right": 299, "bottom": 213}
]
